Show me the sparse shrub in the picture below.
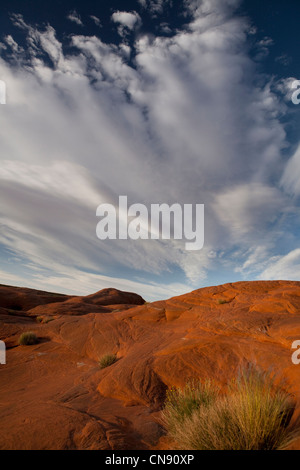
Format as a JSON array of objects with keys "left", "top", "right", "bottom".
[
  {"left": 162, "top": 367, "right": 299, "bottom": 450},
  {"left": 162, "top": 380, "right": 218, "bottom": 436},
  {"left": 19, "top": 331, "right": 39, "bottom": 346},
  {"left": 217, "top": 299, "right": 228, "bottom": 305},
  {"left": 36, "top": 316, "right": 54, "bottom": 324},
  {"left": 99, "top": 353, "right": 117, "bottom": 369}
]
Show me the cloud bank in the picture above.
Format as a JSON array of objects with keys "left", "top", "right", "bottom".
[{"left": 0, "top": 0, "right": 298, "bottom": 300}]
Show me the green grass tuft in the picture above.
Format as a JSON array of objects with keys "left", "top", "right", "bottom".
[
  {"left": 19, "top": 331, "right": 39, "bottom": 346},
  {"left": 162, "top": 366, "right": 299, "bottom": 450},
  {"left": 162, "top": 380, "right": 218, "bottom": 436},
  {"left": 98, "top": 353, "right": 117, "bottom": 369},
  {"left": 36, "top": 316, "right": 54, "bottom": 324}
]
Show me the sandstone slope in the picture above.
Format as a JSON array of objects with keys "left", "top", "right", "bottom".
[{"left": 1, "top": 281, "right": 300, "bottom": 450}]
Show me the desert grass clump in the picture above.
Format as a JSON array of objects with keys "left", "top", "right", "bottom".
[
  {"left": 217, "top": 299, "right": 228, "bottom": 305},
  {"left": 98, "top": 353, "right": 117, "bottom": 369},
  {"left": 18, "top": 331, "right": 39, "bottom": 346},
  {"left": 36, "top": 316, "right": 54, "bottom": 324},
  {"left": 162, "top": 367, "right": 299, "bottom": 450},
  {"left": 162, "top": 380, "right": 218, "bottom": 436}
]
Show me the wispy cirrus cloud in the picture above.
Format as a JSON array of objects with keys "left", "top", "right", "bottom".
[
  {"left": 111, "top": 11, "right": 142, "bottom": 30},
  {"left": 138, "top": 0, "right": 171, "bottom": 17},
  {"left": 67, "top": 10, "right": 84, "bottom": 27},
  {"left": 90, "top": 15, "right": 102, "bottom": 28},
  {"left": 0, "top": 0, "right": 298, "bottom": 299}
]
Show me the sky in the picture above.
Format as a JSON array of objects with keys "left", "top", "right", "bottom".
[{"left": 0, "top": 0, "right": 300, "bottom": 301}]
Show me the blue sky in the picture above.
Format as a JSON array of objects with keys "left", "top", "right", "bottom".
[{"left": 0, "top": 0, "right": 300, "bottom": 301}]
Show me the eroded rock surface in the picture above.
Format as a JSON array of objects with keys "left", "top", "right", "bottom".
[{"left": 1, "top": 281, "right": 300, "bottom": 449}]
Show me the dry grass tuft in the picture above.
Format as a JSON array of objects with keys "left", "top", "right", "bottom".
[{"left": 162, "top": 366, "right": 299, "bottom": 450}]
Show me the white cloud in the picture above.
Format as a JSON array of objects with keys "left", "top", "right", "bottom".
[
  {"left": 235, "top": 245, "right": 273, "bottom": 275},
  {"left": 258, "top": 37, "right": 274, "bottom": 47},
  {"left": 67, "top": 10, "right": 83, "bottom": 27},
  {"left": 10, "top": 13, "right": 28, "bottom": 30},
  {"left": 273, "top": 76, "right": 297, "bottom": 101},
  {"left": 213, "top": 183, "right": 287, "bottom": 242},
  {"left": 159, "top": 23, "right": 172, "bottom": 34},
  {"left": 138, "top": 0, "right": 170, "bottom": 16},
  {"left": 4, "top": 35, "right": 22, "bottom": 53},
  {"left": 255, "top": 36, "right": 274, "bottom": 60},
  {"left": 137, "top": 0, "right": 147, "bottom": 8},
  {"left": 90, "top": 15, "right": 102, "bottom": 28},
  {"left": 0, "top": 160, "right": 101, "bottom": 207},
  {"left": 0, "top": 267, "right": 190, "bottom": 302},
  {"left": 0, "top": 2, "right": 296, "bottom": 299},
  {"left": 185, "top": 0, "right": 241, "bottom": 17},
  {"left": 281, "top": 144, "right": 300, "bottom": 196},
  {"left": 111, "top": 11, "right": 141, "bottom": 30},
  {"left": 260, "top": 249, "right": 300, "bottom": 281}
]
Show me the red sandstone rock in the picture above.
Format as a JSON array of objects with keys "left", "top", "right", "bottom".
[
  {"left": 27, "top": 288, "right": 145, "bottom": 316},
  {"left": 84, "top": 288, "right": 145, "bottom": 306},
  {"left": 1, "top": 280, "right": 300, "bottom": 449},
  {"left": 0, "top": 284, "right": 70, "bottom": 311}
]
